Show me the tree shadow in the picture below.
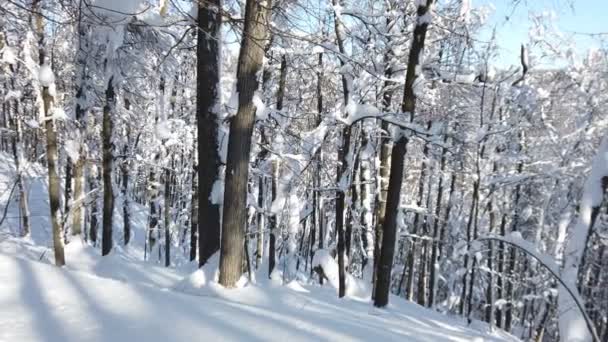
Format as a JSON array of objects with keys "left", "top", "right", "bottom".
[{"left": 16, "top": 257, "right": 71, "bottom": 342}]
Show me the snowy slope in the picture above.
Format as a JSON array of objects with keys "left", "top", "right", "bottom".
[{"left": 0, "top": 249, "right": 517, "bottom": 342}]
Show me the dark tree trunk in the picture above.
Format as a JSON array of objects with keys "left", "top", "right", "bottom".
[
  {"left": 101, "top": 76, "right": 115, "bottom": 256},
  {"left": 219, "top": 0, "right": 272, "bottom": 287},
  {"left": 268, "top": 161, "right": 278, "bottom": 277},
  {"left": 190, "top": 164, "right": 198, "bottom": 262},
  {"left": 374, "top": 0, "right": 433, "bottom": 307},
  {"left": 197, "top": 0, "right": 223, "bottom": 267},
  {"left": 309, "top": 51, "right": 324, "bottom": 283},
  {"left": 332, "top": 0, "right": 352, "bottom": 299},
  {"left": 164, "top": 168, "right": 172, "bottom": 267},
  {"left": 122, "top": 131, "right": 131, "bottom": 245}
]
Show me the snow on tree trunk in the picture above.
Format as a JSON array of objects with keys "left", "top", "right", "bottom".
[{"left": 558, "top": 136, "right": 608, "bottom": 342}]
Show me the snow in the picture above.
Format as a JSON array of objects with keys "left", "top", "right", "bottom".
[
  {"left": 210, "top": 179, "right": 224, "bottom": 204},
  {"left": 460, "top": 0, "right": 471, "bottom": 23},
  {"left": 0, "top": 251, "right": 517, "bottom": 342},
  {"left": 64, "top": 140, "right": 80, "bottom": 161},
  {"left": 418, "top": 12, "right": 434, "bottom": 25},
  {"left": 38, "top": 64, "right": 55, "bottom": 87},
  {"left": 253, "top": 91, "right": 268, "bottom": 120},
  {"left": 342, "top": 101, "right": 380, "bottom": 126},
  {"left": 92, "top": 0, "right": 145, "bottom": 18},
  {"left": 0, "top": 46, "right": 17, "bottom": 65},
  {"left": 4, "top": 90, "right": 22, "bottom": 101},
  {"left": 557, "top": 135, "right": 608, "bottom": 342},
  {"left": 0, "top": 152, "right": 517, "bottom": 342},
  {"left": 455, "top": 73, "right": 477, "bottom": 84}
]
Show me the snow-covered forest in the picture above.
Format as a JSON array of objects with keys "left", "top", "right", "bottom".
[{"left": 0, "top": 0, "right": 606, "bottom": 341}]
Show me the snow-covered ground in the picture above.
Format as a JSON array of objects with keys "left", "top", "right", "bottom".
[{"left": 0, "top": 152, "right": 518, "bottom": 341}]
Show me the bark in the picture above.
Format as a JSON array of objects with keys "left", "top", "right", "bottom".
[
  {"left": 35, "top": 0, "right": 64, "bottom": 266},
  {"left": 268, "top": 161, "right": 278, "bottom": 277},
  {"left": 219, "top": 0, "right": 272, "bottom": 287},
  {"left": 72, "top": 157, "right": 85, "bottom": 236},
  {"left": 256, "top": 175, "right": 264, "bottom": 268},
  {"left": 428, "top": 135, "right": 448, "bottom": 307},
  {"left": 190, "top": 164, "right": 198, "bottom": 262},
  {"left": 164, "top": 168, "right": 172, "bottom": 267},
  {"left": 197, "top": 0, "right": 223, "bottom": 267},
  {"left": 71, "top": 3, "right": 89, "bottom": 238},
  {"left": 43, "top": 81, "right": 64, "bottom": 266},
  {"left": 373, "top": 20, "right": 395, "bottom": 295},
  {"left": 64, "top": 159, "right": 73, "bottom": 233},
  {"left": 121, "top": 125, "right": 131, "bottom": 245},
  {"left": 374, "top": 0, "right": 433, "bottom": 307},
  {"left": 147, "top": 169, "right": 159, "bottom": 256},
  {"left": 309, "top": 51, "right": 323, "bottom": 283},
  {"left": 89, "top": 175, "right": 99, "bottom": 245},
  {"left": 101, "top": 76, "right": 115, "bottom": 256},
  {"left": 331, "top": 0, "right": 352, "bottom": 299}
]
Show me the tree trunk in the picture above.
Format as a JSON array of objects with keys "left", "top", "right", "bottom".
[
  {"left": 332, "top": 0, "right": 352, "bottom": 299},
  {"left": 374, "top": 0, "right": 433, "bottom": 307},
  {"left": 256, "top": 174, "right": 264, "bottom": 268},
  {"left": 101, "top": 76, "right": 115, "bottom": 256},
  {"left": 164, "top": 168, "right": 172, "bottom": 267},
  {"left": 43, "top": 83, "right": 64, "bottom": 265},
  {"left": 268, "top": 161, "right": 278, "bottom": 277},
  {"left": 190, "top": 163, "right": 198, "bottom": 262},
  {"left": 373, "top": 31, "right": 394, "bottom": 296},
  {"left": 72, "top": 157, "right": 84, "bottom": 236},
  {"left": 310, "top": 51, "right": 323, "bottom": 283},
  {"left": 35, "top": 0, "right": 64, "bottom": 266},
  {"left": 121, "top": 127, "right": 131, "bottom": 245},
  {"left": 219, "top": 0, "right": 272, "bottom": 287},
  {"left": 197, "top": 0, "right": 223, "bottom": 267},
  {"left": 428, "top": 135, "right": 449, "bottom": 307}
]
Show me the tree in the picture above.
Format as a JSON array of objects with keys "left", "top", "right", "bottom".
[
  {"left": 374, "top": 0, "right": 434, "bottom": 308},
  {"left": 219, "top": 0, "right": 272, "bottom": 287},
  {"left": 197, "top": 0, "right": 223, "bottom": 267},
  {"left": 34, "top": 0, "right": 65, "bottom": 266}
]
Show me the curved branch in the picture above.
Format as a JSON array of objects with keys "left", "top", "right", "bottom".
[{"left": 472, "top": 236, "right": 600, "bottom": 342}]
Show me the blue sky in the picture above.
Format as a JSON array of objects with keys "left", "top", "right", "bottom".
[{"left": 476, "top": 0, "right": 607, "bottom": 67}]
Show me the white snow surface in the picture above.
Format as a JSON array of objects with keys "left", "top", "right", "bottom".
[
  {"left": 0, "top": 152, "right": 517, "bottom": 342},
  {"left": 0, "top": 249, "right": 516, "bottom": 342},
  {"left": 38, "top": 64, "right": 55, "bottom": 87}
]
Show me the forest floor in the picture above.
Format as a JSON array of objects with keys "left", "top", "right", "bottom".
[{"left": 0, "top": 152, "right": 518, "bottom": 341}]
